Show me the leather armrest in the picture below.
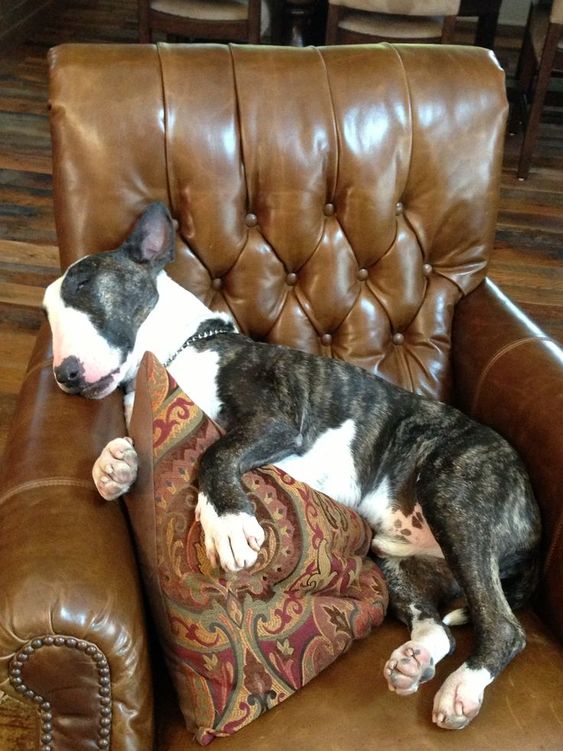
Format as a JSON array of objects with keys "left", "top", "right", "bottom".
[
  {"left": 0, "top": 325, "right": 154, "bottom": 751},
  {"left": 453, "top": 279, "right": 563, "bottom": 640}
]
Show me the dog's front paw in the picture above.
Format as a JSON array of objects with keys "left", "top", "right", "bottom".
[
  {"left": 92, "top": 437, "right": 138, "bottom": 501},
  {"left": 432, "top": 664, "right": 491, "bottom": 730},
  {"left": 196, "top": 493, "right": 265, "bottom": 572},
  {"left": 384, "top": 641, "right": 436, "bottom": 696}
]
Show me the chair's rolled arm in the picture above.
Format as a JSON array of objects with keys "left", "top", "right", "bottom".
[
  {"left": 0, "top": 326, "right": 154, "bottom": 751},
  {"left": 453, "top": 279, "right": 563, "bottom": 640}
]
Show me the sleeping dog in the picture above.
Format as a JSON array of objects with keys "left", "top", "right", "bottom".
[{"left": 43, "top": 202, "right": 541, "bottom": 731}]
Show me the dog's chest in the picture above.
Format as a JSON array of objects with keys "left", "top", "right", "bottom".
[{"left": 170, "top": 348, "right": 223, "bottom": 420}]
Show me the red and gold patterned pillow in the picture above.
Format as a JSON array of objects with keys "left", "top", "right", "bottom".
[{"left": 126, "top": 352, "right": 388, "bottom": 745}]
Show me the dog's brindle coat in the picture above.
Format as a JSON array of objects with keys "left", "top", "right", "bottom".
[{"left": 43, "top": 203, "right": 541, "bottom": 731}]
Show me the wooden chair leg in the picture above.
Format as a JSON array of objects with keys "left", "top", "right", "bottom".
[
  {"left": 441, "top": 16, "right": 457, "bottom": 44},
  {"left": 138, "top": 0, "right": 152, "bottom": 43},
  {"left": 475, "top": 11, "right": 499, "bottom": 49},
  {"left": 509, "top": 18, "right": 535, "bottom": 135},
  {"left": 325, "top": 4, "right": 341, "bottom": 45},
  {"left": 514, "top": 3, "right": 535, "bottom": 89},
  {"left": 517, "top": 23, "right": 562, "bottom": 180},
  {"left": 248, "top": 0, "right": 262, "bottom": 43}
]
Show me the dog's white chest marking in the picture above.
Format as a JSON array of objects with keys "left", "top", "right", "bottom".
[
  {"left": 276, "top": 418, "right": 361, "bottom": 507},
  {"left": 169, "top": 349, "right": 222, "bottom": 421}
]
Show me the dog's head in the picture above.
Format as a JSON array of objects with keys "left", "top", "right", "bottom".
[{"left": 43, "top": 202, "right": 175, "bottom": 399}]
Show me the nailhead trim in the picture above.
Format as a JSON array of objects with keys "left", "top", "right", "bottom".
[{"left": 8, "top": 635, "right": 112, "bottom": 751}]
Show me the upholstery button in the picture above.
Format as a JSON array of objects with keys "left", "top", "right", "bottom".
[
  {"left": 286, "top": 272, "right": 297, "bottom": 286},
  {"left": 323, "top": 203, "right": 335, "bottom": 216},
  {"left": 423, "top": 263, "right": 433, "bottom": 277},
  {"left": 321, "top": 333, "right": 333, "bottom": 346},
  {"left": 245, "top": 212, "right": 258, "bottom": 227},
  {"left": 357, "top": 268, "right": 368, "bottom": 281},
  {"left": 392, "top": 332, "right": 405, "bottom": 345},
  {"left": 395, "top": 202, "right": 404, "bottom": 215},
  {"left": 211, "top": 278, "right": 222, "bottom": 290}
]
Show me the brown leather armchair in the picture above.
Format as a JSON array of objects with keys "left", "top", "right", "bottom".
[{"left": 1, "top": 43, "right": 562, "bottom": 751}]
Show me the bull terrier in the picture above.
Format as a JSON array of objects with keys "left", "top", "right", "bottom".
[{"left": 43, "top": 202, "right": 541, "bottom": 731}]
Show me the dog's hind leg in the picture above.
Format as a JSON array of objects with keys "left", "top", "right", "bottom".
[
  {"left": 430, "top": 555, "right": 527, "bottom": 730},
  {"left": 196, "top": 416, "right": 300, "bottom": 572},
  {"left": 381, "top": 556, "right": 461, "bottom": 696},
  {"left": 415, "top": 449, "right": 540, "bottom": 730}
]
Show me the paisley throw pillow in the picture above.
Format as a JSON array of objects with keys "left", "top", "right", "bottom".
[{"left": 126, "top": 351, "right": 388, "bottom": 745}]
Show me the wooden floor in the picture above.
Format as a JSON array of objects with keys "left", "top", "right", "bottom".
[{"left": 0, "top": 3, "right": 562, "bottom": 457}]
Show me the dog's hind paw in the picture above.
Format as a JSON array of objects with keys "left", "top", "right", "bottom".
[
  {"left": 92, "top": 437, "right": 138, "bottom": 501},
  {"left": 432, "top": 664, "right": 492, "bottom": 729},
  {"left": 196, "top": 493, "right": 265, "bottom": 572},
  {"left": 384, "top": 641, "right": 436, "bottom": 695}
]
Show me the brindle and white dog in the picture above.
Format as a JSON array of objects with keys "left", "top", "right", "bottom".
[{"left": 43, "top": 202, "right": 541, "bottom": 731}]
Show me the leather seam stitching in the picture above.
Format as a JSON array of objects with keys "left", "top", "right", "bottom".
[
  {"left": 470, "top": 336, "right": 552, "bottom": 416},
  {"left": 155, "top": 43, "right": 174, "bottom": 215},
  {"left": 0, "top": 478, "right": 93, "bottom": 506}
]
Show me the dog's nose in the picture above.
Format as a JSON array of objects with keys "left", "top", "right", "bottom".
[{"left": 54, "top": 356, "right": 84, "bottom": 390}]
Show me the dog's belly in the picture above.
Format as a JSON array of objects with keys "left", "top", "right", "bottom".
[
  {"left": 370, "top": 505, "right": 444, "bottom": 559},
  {"left": 275, "top": 425, "right": 443, "bottom": 560},
  {"left": 360, "top": 479, "right": 444, "bottom": 558}
]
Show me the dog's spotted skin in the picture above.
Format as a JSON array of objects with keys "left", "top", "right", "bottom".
[{"left": 43, "top": 203, "right": 542, "bottom": 731}]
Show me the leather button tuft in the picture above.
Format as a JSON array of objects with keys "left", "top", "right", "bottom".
[
  {"left": 245, "top": 213, "right": 258, "bottom": 227},
  {"left": 321, "top": 333, "right": 333, "bottom": 346},
  {"left": 211, "top": 278, "right": 223, "bottom": 290},
  {"left": 423, "top": 263, "right": 433, "bottom": 277},
  {"left": 392, "top": 332, "right": 405, "bottom": 345},
  {"left": 357, "top": 268, "right": 368, "bottom": 281},
  {"left": 286, "top": 272, "right": 297, "bottom": 286},
  {"left": 323, "top": 203, "right": 335, "bottom": 216},
  {"left": 395, "top": 202, "right": 404, "bottom": 216}
]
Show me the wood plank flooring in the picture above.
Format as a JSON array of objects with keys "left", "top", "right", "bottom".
[{"left": 0, "top": 3, "right": 562, "bottom": 462}]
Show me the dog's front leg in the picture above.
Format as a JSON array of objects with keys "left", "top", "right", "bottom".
[
  {"left": 196, "top": 418, "right": 300, "bottom": 572},
  {"left": 92, "top": 436, "right": 139, "bottom": 500},
  {"left": 92, "top": 390, "right": 139, "bottom": 500}
]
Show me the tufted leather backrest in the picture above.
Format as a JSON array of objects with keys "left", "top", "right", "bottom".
[{"left": 48, "top": 43, "right": 507, "bottom": 401}]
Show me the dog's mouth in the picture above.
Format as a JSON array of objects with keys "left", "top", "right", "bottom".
[
  {"left": 81, "top": 373, "right": 120, "bottom": 399},
  {"left": 56, "top": 369, "right": 121, "bottom": 399}
]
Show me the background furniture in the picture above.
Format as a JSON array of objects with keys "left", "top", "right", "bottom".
[
  {"left": 325, "top": 0, "right": 460, "bottom": 44},
  {"left": 512, "top": 0, "right": 563, "bottom": 179},
  {"left": 458, "top": 0, "right": 503, "bottom": 48},
  {"left": 0, "top": 43, "right": 562, "bottom": 751},
  {"left": 138, "top": 0, "right": 262, "bottom": 43}
]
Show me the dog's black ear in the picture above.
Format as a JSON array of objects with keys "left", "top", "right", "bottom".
[{"left": 124, "top": 202, "right": 175, "bottom": 271}]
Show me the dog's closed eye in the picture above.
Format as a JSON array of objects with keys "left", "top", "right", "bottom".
[{"left": 75, "top": 276, "right": 90, "bottom": 292}]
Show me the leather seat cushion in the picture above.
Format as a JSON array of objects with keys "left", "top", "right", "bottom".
[{"left": 155, "top": 609, "right": 563, "bottom": 750}]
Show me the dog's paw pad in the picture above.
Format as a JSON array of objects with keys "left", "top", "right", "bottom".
[
  {"left": 197, "top": 494, "right": 265, "bottom": 572},
  {"left": 384, "top": 641, "right": 435, "bottom": 695},
  {"left": 432, "top": 665, "right": 490, "bottom": 730},
  {"left": 93, "top": 437, "right": 138, "bottom": 500}
]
